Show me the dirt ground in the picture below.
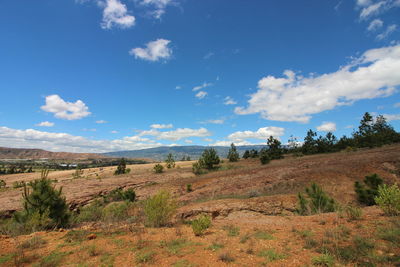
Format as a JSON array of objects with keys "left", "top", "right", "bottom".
[{"left": 0, "top": 144, "right": 399, "bottom": 266}]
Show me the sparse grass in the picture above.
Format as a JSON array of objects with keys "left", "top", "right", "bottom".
[
  {"left": 218, "top": 252, "right": 235, "bottom": 263},
  {"left": 18, "top": 235, "right": 47, "bottom": 249},
  {"left": 378, "top": 223, "right": 400, "bottom": 245},
  {"left": 35, "top": 251, "right": 68, "bottom": 267},
  {"left": 87, "top": 245, "right": 101, "bottom": 257},
  {"left": 160, "top": 238, "right": 193, "bottom": 255},
  {"left": 223, "top": 225, "right": 240, "bottom": 237},
  {"left": 257, "top": 249, "right": 286, "bottom": 262},
  {"left": 253, "top": 230, "right": 274, "bottom": 240},
  {"left": 304, "top": 236, "right": 318, "bottom": 249},
  {"left": 135, "top": 250, "right": 155, "bottom": 264},
  {"left": 206, "top": 242, "right": 224, "bottom": 251},
  {"left": 0, "top": 253, "right": 14, "bottom": 265},
  {"left": 312, "top": 253, "right": 335, "bottom": 266},
  {"left": 172, "top": 259, "right": 196, "bottom": 267},
  {"left": 240, "top": 234, "right": 251, "bottom": 243},
  {"left": 63, "top": 229, "right": 90, "bottom": 243},
  {"left": 344, "top": 205, "right": 363, "bottom": 221}
]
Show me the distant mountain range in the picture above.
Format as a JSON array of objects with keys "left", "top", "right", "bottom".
[
  {"left": 0, "top": 147, "right": 105, "bottom": 160},
  {"left": 103, "top": 145, "right": 268, "bottom": 161}
]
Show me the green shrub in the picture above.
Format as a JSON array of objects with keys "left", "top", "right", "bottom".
[
  {"left": 259, "top": 148, "right": 271, "bottom": 165},
  {"left": 312, "top": 253, "right": 335, "bottom": 266},
  {"left": 114, "top": 158, "right": 129, "bottom": 175},
  {"left": 136, "top": 250, "right": 155, "bottom": 263},
  {"left": 257, "top": 249, "right": 286, "bottom": 261},
  {"left": 153, "top": 164, "right": 164, "bottom": 173},
  {"left": 297, "top": 183, "right": 335, "bottom": 215},
  {"left": 186, "top": 184, "right": 192, "bottom": 192},
  {"left": 165, "top": 153, "right": 176, "bottom": 169},
  {"left": 354, "top": 173, "right": 383, "bottom": 206},
  {"left": 0, "top": 179, "right": 6, "bottom": 188},
  {"left": 102, "top": 202, "right": 131, "bottom": 223},
  {"left": 198, "top": 148, "right": 220, "bottom": 170},
  {"left": 14, "top": 169, "right": 70, "bottom": 229},
  {"left": 18, "top": 235, "right": 47, "bottom": 249},
  {"left": 192, "top": 162, "right": 203, "bottom": 175},
  {"left": 227, "top": 143, "right": 239, "bottom": 162},
  {"left": 13, "top": 181, "right": 26, "bottom": 189},
  {"left": 218, "top": 252, "right": 235, "bottom": 263},
  {"left": 143, "top": 190, "right": 177, "bottom": 227},
  {"left": 104, "top": 188, "right": 136, "bottom": 203},
  {"left": 375, "top": 184, "right": 400, "bottom": 216},
  {"left": 191, "top": 214, "right": 211, "bottom": 236},
  {"left": 75, "top": 200, "right": 104, "bottom": 223}
]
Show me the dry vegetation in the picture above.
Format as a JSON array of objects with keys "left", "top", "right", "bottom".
[{"left": 0, "top": 144, "right": 399, "bottom": 266}]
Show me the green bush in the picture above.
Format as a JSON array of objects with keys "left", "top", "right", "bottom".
[
  {"left": 114, "top": 158, "right": 129, "bottom": 175},
  {"left": 227, "top": 143, "right": 239, "bottom": 162},
  {"left": 0, "top": 179, "right": 6, "bottom": 188},
  {"left": 14, "top": 169, "right": 70, "bottom": 229},
  {"left": 191, "top": 214, "right": 211, "bottom": 236},
  {"left": 375, "top": 184, "right": 400, "bottom": 216},
  {"left": 143, "top": 190, "right": 177, "bottom": 227},
  {"left": 102, "top": 202, "right": 131, "bottom": 222},
  {"left": 192, "top": 162, "right": 203, "bottom": 175},
  {"left": 344, "top": 205, "right": 363, "bottom": 221},
  {"left": 312, "top": 253, "right": 335, "bottom": 266},
  {"left": 259, "top": 148, "right": 271, "bottom": 165},
  {"left": 13, "top": 181, "right": 26, "bottom": 189},
  {"left": 198, "top": 148, "right": 220, "bottom": 170},
  {"left": 354, "top": 173, "right": 383, "bottom": 206},
  {"left": 104, "top": 188, "right": 136, "bottom": 203},
  {"left": 186, "top": 184, "right": 192, "bottom": 192},
  {"left": 75, "top": 200, "right": 104, "bottom": 223},
  {"left": 153, "top": 164, "right": 164, "bottom": 173},
  {"left": 297, "top": 183, "right": 336, "bottom": 215},
  {"left": 165, "top": 153, "right": 176, "bottom": 169}
]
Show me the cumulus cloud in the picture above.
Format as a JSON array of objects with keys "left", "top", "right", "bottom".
[
  {"left": 235, "top": 45, "right": 400, "bottom": 123},
  {"left": 140, "top": 0, "right": 174, "bottom": 19},
  {"left": 36, "top": 121, "right": 54, "bottom": 127},
  {"left": 41, "top": 95, "right": 91, "bottom": 120},
  {"left": 224, "top": 96, "right": 237, "bottom": 105},
  {"left": 195, "top": 91, "right": 207, "bottom": 99},
  {"left": 100, "top": 0, "right": 135, "bottom": 29},
  {"left": 0, "top": 126, "right": 162, "bottom": 153},
  {"left": 129, "top": 39, "right": 172, "bottom": 62},
  {"left": 150, "top": 123, "right": 173, "bottom": 129},
  {"left": 376, "top": 24, "right": 397, "bottom": 40},
  {"left": 193, "top": 82, "right": 212, "bottom": 91},
  {"left": 383, "top": 113, "right": 400, "bottom": 121},
  {"left": 228, "top": 126, "right": 285, "bottom": 142},
  {"left": 139, "top": 127, "right": 211, "bottom": 141},
  {"left": 367, "top": 19, "right": 384, "bottom": 31},
  {"left": 316, "top": 122, "right": 337, "bottom": 132}
]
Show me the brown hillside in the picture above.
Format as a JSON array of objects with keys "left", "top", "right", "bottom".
[{"left": 0, "top": 147, "right": 105, "bottom": 160}]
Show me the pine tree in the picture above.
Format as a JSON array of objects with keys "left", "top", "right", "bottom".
[
  {"left": 242, "top": 150, "right": 250, "bottom": 159},
  {"left": 302, "top": 129, "right": 318, "bottom": 154},
  {"left": 165, "top": 153, "right": 176, "bottom": 169},
  {"left": 227, "top": 143, "right": 239, "bottom": 162},
  {"left": 114, "top": 158, "right": 127, "bottom": 175},
  {"left": 266, "top": 136, "right": 284, "bottom": 159},
  {"left": 198, "top": 148, "right": 220, "bottom": 170}
]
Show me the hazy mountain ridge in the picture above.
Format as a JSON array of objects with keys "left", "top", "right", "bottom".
[{"left": 0, "top": 147, "right": 105, "bottom": 160}]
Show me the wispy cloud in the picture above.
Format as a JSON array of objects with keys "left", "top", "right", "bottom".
[
  {"left": 224, "top": 96, "right": 237, "bottom": 105},
  {"left": 192, "top": 82, "right": 212, "bottom": 91},
  {"left": 36, "top": 121, "right": 54, "bottom": 127},
  {"left": 195, "top": 91, "right": 207, "bottom": 99},
  {"left": 376, "top": 24, "right": 397, "bottom": 40}
]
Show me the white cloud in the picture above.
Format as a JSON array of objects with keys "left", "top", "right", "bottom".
[
  {"left": 150, "top": 123, "right": 173, "bottom": 129},
  {"left": 184, "top": 139, "right": 193, "bottom": 144},
  {"left": 203, "top": 52, "right": 214, "bottom": 60},
  {"left": 193, "top": 82, "right": 212, "bottom": 91},
  {"left": 356, "top": 0, "right": 372, "bottom": 7},
  {"left": 96, "top": 120, "right": 108, "bottom": 124},
  {"left": 224, "top": 96, "right": 237, "bottom": 105},
  {"left": 376, "top": 24, "right": 397, "bottom": 40},
  {"left": 394, "top": 102, "right": 400, "bottom": 107},
  {"left": 195, "top": 91, "right": 207, "bottom": 99},
  {"left": 111, "top": 130, "right": 119, "bottom": 134},
  {"left": 36, "top": 121, "right": 54, "bottom": 127},
  {"left": 100, "top": 0, "right": 135, "bottom": 29},
  {"left": 367, "top": 19, "right": 383, "bottom": 31},
  {"left": 139, "top": 127, "right": 211, "bottom": 141},
  {"left": 358, "top": 0, "right": 400, "bottom": 20},
  {"left": 235, "top": 45, "right": 400, "bottom": 123},
  {"left": 140, "top": 0, "right": 174, "bottom": 19},
  {"left": 316, "top": 122, "right": 337, "bottom": 132},
  {"left": 203, "top": 138, "right": 213, "bottom": 142},
  {"left": 41, "top": 95, "right": 91, "bottom": 120},
  {"left": 360, "top": 1, "right": 386, "bottom": 19},
  {"left": 82, "top": 128, "right": 97, "bottom": 132},
  {"left": 129, "top": 39, "right": 172, "bottom": 62},
  {"left": 227, "top": 126, "right": 285, "bottom": 142},
  {"left": 175, "top": 85, "right": 181, "bottom": 90},
  {"left": 201, "top": 119, "right": 224, "bottom": 124},
  {"left": 0, "top": 126, "right": 162, "bottom": 153},
  {"left": 383, "top": 113, "right": 400, "bottom": 121}
]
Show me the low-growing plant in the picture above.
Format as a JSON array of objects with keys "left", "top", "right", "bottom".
[
  {"left": 297, "top": 183, "right": 336, "bottom": 215},
  {"left": 259, "top": 148, "right": 271, "bottom": 165},
  {"left": 257, "top": 249, "right": 286, "bottom": 262},
  {"left": 207, "top": 242, "right": 224, "bottom": 251},
  {"left": 159, "top": 238, "right": 192, "bottom": 255},
  {"left": 18, "top": 235, "right": 47, "bottom": 249},
  {"left": 0, "top": 179, "right": 6, "bottom": 188},
  {"left": 153, "top": 164, "right": 164, "bottom": 173},
  {"left": 102, "top": 201, "right": 132, "bottom": 223},
  {"left": 223, "top": 225, "right": 240, "bottom": 237},
  {"left": 12, "top": 180, "right": 26, "bottom": 189},
  {"left": 312, "top": 253, "right": 335, "bottom": 266},
  {"left": 375, "top": 184, "right": 400, "bottom": 216},
  {"left": 75, "top": 200, "right": 104, "bottom": 223},
  {"left": 191, "top": 214, "right": 211, "bottom": 236},
  {"left": 354, "top": 173, "right": 383, "bottom": 206},
  {"left": 253, "top": 230, "right": 274, "bottom": 240},
  {"left": 186, "top": 184, "right": 193, "bottom": 192},
  {"left": 103, "top": 188, "right": 136, "bottom": 203},
  {"left": 143, "top": 190, "right": 177, "bottom": 227},
  {"left": 135, "top": 250, "right": 155, "bottom": 263},
  {"left": 64, "top": 229, "right": 90, "bottom": 243},
  {"left": 344, "top": 205, "right": 363, "bottom": 221},
  {"left": 218, "top": 252, "right": 235, "bottom": 263}
]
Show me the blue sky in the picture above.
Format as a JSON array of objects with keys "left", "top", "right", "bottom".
[{"left": 0, "top": 0, "right": 400, "bottom": 153}]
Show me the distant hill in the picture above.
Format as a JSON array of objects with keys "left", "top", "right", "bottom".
[
  {"left": 103, "top": 145, "right": 267, "bottom": 161},
  {"left": 0, "top": 147, "right": 105, "bottom": 160}
]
